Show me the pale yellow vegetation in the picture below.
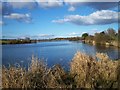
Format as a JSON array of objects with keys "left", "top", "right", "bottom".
[{"left": 2, "top": 52, "right": 120, "bottom": 89}]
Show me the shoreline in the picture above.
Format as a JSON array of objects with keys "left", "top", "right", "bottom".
[
  {"left": 0, "top": 40, "right": 68, "bottom": 45},
  {"left": 2, "top": 39, "right": 120, "bottom": 48},
  {"left": 1, "top": 39, "right": 120, "bottom": 49},
  {"left": 82, "top": 40, "right": 120, "bottom": 48}
]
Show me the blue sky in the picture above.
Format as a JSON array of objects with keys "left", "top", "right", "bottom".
[{"left": 1, "top": 1, "right": 119, "bottom": 39}]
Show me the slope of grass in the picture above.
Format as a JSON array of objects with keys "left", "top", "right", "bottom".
[{"left": 2, "top": 52, "right": 120, "bottom": 88}]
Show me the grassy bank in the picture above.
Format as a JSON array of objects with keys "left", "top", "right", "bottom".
[{"left": 2, "top": 52, "right": 120, "bottom": 88}]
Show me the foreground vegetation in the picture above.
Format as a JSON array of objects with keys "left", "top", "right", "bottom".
[{"left": 2, "top": 52, "right": 120, "bottom": 89}]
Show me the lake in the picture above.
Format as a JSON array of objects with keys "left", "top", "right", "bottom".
[{"left": 2, "top": 40, "right": 120, "bottom": 70}]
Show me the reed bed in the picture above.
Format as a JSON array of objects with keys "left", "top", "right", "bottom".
[{"left": 2, "top": 52, "right": 120, "bottom": 89}]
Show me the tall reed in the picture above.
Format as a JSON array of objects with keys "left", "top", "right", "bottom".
[{"left": 2, "top": 52, "right": 119, "bottom": 88}]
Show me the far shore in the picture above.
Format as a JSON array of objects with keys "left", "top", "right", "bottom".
[
  {"left": 0, "top": 37, "right": 82, "bottom": 45},
  {"left": 82, "top": 39, "right": 120, "bottom": 48},
  {"left": 1, "top": 38, "right": 120, "bottom": 49}
]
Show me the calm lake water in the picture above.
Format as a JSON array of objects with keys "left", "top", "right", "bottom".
[{"left": 2, "top": 40, "right": 120, "bottom": 70}]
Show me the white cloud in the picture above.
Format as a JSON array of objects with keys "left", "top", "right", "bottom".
[
  {"left": 52, "top": 18, "right": 69, "bottom": 24},
  {"left": 0, "top": 2, "right": 2, "bottom": 14},
  {"left": 36, "top": 0, "right": 63, "bottom": 8},
  {"left": 31, "top": 34, "right": 55, "bottom": 38},
  {"left": 7, "top": 0, "right": 36, "bottom": 9},
  {"left": 0, "top": 21, "right": 4, "bottom": 25},
  {"left": 63, "top": 0, "right": 119, "bottom": 3},
  {"left": 88, "top": 29, "right": 99, "bottom": 35},
  {"left": 38, "top": 34, "right": 54, "bottom": 37},
  {"left": 68, "top": 6, "right": 75, "bottom": 11},
  {"left": 52, "top": 10, "right": 118, "bottom": 25},
  {"left": 2, "top": 0, "right": 119, "bottom": 2},
  {"left": 1, "top": 1, "right": 64, "bottom": 16},
  {"left": 64, "top": 2, "right": 118, "bottom": 11},
  {"left": 4, "top": 13, "right": 32, "bottom": 23},
  {"left": 3, "top": 34, "right": 55, "bottom": 39},
  {"left": 68, "top": 32, "right": 80, "bottom": 37},
  {"left": 1, "top": 1, "right": 118, "bottom": 14}
]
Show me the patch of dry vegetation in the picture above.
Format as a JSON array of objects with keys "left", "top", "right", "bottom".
[
  {"left": 70, "top": 52, "right": 119, "bottom": 88},
  {"left": 2, "top": 52, "right": 120, "bottom": 89}
]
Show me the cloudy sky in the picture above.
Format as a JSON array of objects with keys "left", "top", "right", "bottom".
[{"left": 1, "top": 1, "right": 119, "bottom": 39}]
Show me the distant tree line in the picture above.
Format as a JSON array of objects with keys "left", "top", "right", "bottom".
[
  {"left": 1, "top": 28, "right": 119, "bottom": 46},
  {"left": 1, "top": 39, "right": 37, "bottom": 44},
  {"left": 82, "top": 28, "right": 120, "bottom": 47}
]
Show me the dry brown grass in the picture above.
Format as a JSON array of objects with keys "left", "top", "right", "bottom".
[
  {"left": 2, "top": 52, "right": 120, "bottom": 89},
  {"left": 70, "top": 52, "right": 119, "bottom": 88}
]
